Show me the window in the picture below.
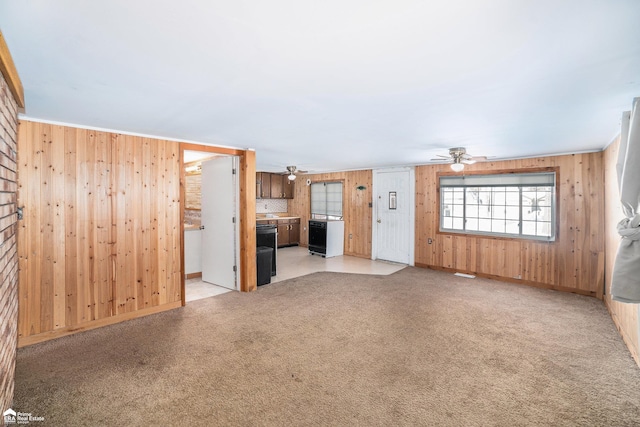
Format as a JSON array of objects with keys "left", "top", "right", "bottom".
[
  {"left": 439, "top": 172, "right": 556, "bottom": 240},
  {"left": 311, "top": 182, "right": 343, "bottom": 220}
]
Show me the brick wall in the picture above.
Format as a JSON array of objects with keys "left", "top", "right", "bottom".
[{"left": 0, "top": 70, "right": 19, "bottom": 418}]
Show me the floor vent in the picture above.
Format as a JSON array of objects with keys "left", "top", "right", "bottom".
[{"left": 454, "top": 272, "right": 476, "bottom": 279}]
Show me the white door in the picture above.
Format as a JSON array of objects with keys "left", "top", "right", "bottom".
[
  {"left": 201, "top": 156, "right": 239, "bottom": 290},
  {"left": 374, "top": 169, "right": 413, "bottom": 264}
]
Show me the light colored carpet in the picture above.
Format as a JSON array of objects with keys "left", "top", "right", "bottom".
[{"left": 13, "top": 267, "right": 640, "bottom": 426}]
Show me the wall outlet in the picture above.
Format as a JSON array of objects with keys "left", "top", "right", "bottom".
[
  {"left": 428, "top": 238, "right": 433, "bottom": 244},
  {"left": 349, "top": 233, "right": 353, "bottom": 239}
]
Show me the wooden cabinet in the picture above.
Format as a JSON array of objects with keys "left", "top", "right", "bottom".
[
  {"left": 256, "top": 172, "right": 295, "bottom": 199},
  {"left": 271, "top": 174, "right": 283, "bottom": 199},
  {"left": 258, "top": 217, "right": 300, "bottom": 247},
  {"left": 271, "top": 174, "right": 295, "bottom": 199},
  {"left": 289, "top": 218, "right": 300, "bottom": 245},
  {"left": 277, "top": 218, "right": 300, "bottom": 247},
  {"left": 277, "top": 221, "right": 289, "bottom": 246},
  {"left": 282, "top": 178, "right": 295, "bottom": 199},
  {"left": 257, "top": 172, "right": 271, "bottom": 199}
]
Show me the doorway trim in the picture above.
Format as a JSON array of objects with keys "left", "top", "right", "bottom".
[
  {"left": 180, "top": 143, "right": 256, "bottom": 305},
  {"left": 371, "top": 167, "right": 415, "bottom": 266}
]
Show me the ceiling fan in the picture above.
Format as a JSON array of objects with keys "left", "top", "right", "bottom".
[
  {"left": 431, "top": 147, "right": 487, "bottom": 172},
  {"left": 283, "top": 165, "right": 308, "bottom": 181}
]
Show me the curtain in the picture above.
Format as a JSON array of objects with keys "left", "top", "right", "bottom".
[{"left": 611, "top": 97, "right": 640, "bottom": 303}]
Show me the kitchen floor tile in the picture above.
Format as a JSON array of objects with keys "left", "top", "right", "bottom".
[
  {"left": 186, "top": 246, "right": 406, "bottom": 300},
  {"left": 271, "top": 246, "right": 406, "bottom": 283},
  {"left": 185, "top": 279, "right": 232, "bottom": 302}
]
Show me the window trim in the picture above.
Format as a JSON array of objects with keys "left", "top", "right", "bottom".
[
  {"left": 436, "top": 167, "right": 560, "bottom": 242},
  {"left": 309, "top": 179, "right": 345, "bottom": 220}
]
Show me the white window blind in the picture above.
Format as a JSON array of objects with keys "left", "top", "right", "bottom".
[
  {"left": 440, "top": 172, "right": 555, "bottom": 188},
  {"left": 311, "top": 182, "right": 343, "bottom": 218}
]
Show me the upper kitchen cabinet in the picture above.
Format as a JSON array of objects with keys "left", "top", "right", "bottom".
[
  {"left": 282, "top": 178, "right": 295, "bottom": 199},
  {"left": 256, "top": 172, "right": 295, "bottom": 199},
  {"left": 257, "top": 172, "right": 271, "bottom": 199},
  {"left": 271, "top": 174, "right": 296, "bottom": 199},
  {"left": 271, "top": 173, "right": 283, "bottom": 198}
]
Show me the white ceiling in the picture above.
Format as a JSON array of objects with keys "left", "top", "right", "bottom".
[{"left": 1, "top": 1, "right": 639, "bottom": 172}]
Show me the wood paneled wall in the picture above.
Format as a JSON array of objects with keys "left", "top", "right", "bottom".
[
  {"left": 415, "top": 152, "right": 605, "bottom": 297},
  {"left": 289, "top": 170, "right": 372, "bottom": 258},
  {"left": 18, "top": 120, "right": 183, "bottom": 346},
  {"left": 603, "top": 136, "right": 639, "bottom": 366}
]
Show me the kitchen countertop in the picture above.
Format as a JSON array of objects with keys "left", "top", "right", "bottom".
[
  {"left": 256, "top": 215, "right": 300, "bottom": 221},
  {"left": 185, "top": 217, "right": 300, "bottom": 229}
]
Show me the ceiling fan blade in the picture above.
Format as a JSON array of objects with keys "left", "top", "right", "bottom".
[
  {"left": 430, "top": 147, "right": 488, "bottom": 166},
  {"left": 469, "top": 156, "right": 487, "bottom": 161}
]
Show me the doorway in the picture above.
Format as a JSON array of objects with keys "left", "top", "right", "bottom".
[
  {"left": 372, "top": 167, "right": 415, "bottom": 265},
  {"left": 183, "top": 150, "right": 240, "bottom": 301}
]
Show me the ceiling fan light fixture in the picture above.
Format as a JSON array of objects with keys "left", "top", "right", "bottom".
[
  {"left": 286, "top": 165, "right": 298, "bottom": 180},
  {"left": 450, "top": 161, "right": 465, "bottom": 172},
  {"left": 432, "top": 147, "right": 483, "bottom": 171}
]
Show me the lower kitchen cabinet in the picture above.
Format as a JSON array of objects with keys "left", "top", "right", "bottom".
[
  {"left": 289, "top": 220, "right": 300, "bottom": 245},
  {"left": 257, "top": 217, "right": 300, "bottom": 247},
  {"left": 277, "top": 218, "right": 300, "bottom": 248}
]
